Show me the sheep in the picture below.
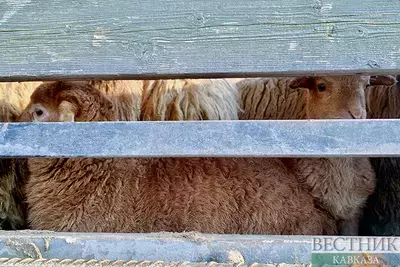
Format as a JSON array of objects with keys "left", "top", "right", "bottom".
[
  {"left": 0, "top": 82, "right": 41, "bottom": 117},
  {"left": 364, "top": 75, "right": 400, "bottom": 119},
  {"left": 0, "top": 79, "right": 239, "bottom": 122},
  {"left": 0, "top": 78, "right": 238, "bottom": 232},
  {"left": 0, "top": 100, "right": 28, "bottom": 230},
  {"left": 359, "top": 75, "right": 400, "bottom": 236},
  {"left": 88, "top": 80, "right": 142, "bottom": 121},
  {"left": 0, "top": 82, "right": 42, "bottom": 230},
  {"left": 140, "top": 79, "right": 239, "bottom": 121},
  {"left": 235, "top": 75, "right": 397, "bottom": 235},
  {"left": 238, "top": 77, "right": 307, "bottom": 120},
  {"left": 90, "top": 79, "right": 239, "bottom": 121},
  {"left": 19, "top": 81, "right": 337, "bottom": 234}
]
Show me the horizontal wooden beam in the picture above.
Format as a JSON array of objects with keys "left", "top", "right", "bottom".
[
  {"left": 0, "top": 230, "right": 339, "bottom": 264},
  {"left": 1, "top": 120, "right": 400, "bottom": 158},
  {"left": 0, "top": 231, "right": 398, "bottom": 265},
  {"left": 0, "top": 0, "right": 400, "bottom": 81}
]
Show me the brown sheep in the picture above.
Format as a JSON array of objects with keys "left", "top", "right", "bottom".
[
  {"left": 365, "top": 75, "right": 400, "bottom": 119},
  {"left": 0, "top": 78, "right": 238, "bottom": 230},
  {"left": 237, "top": 76, "right": 386, "bottom": 120},
  {"left": 0, "top": 82, "right": 42, "bottom": 230},
  {"left": 7, "top": 78, "right": 238, "bottom": 122},
  {"left": 235, "top": 75, "right": 396, "bottom": 235},
  {"left": 0, "top": 100, "right": 27, "bottom": 230},
  {"left": 20, "top": 81, "right": 336, "bottom": 234},
  {"left": 89, "top": 80, "right": 142, "bottom": 121},
  {"left": 0, "top": 81, "right": 41, "bottom": 230},
  {"left": 359, "top": 75, "right": 400, "bottom": 236}
]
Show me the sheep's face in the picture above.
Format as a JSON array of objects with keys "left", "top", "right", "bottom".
[
  {"left": 289, "top": 75, "right": 396, "bottom": 120},
  {"left": 18, "top": 81, "right": 115, "bottom": 122},
  {"left": 29, "top": 103, "right": 55, "bottom": 122}
]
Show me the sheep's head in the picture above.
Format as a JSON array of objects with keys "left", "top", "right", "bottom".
[
  {"left": 18, "top": 81, "right": 116, "bottom": 122},
  {"left": 289, "top": 75, "right": 396, "bottom": 119}
]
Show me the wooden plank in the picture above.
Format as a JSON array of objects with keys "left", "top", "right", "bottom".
[
  {"left": 0, "top": 0, "right": 400, "bottom": 81},
  {"left": 0, "top": 231, "right": 398, "bottom": 265},
  {"left": 0, "top": 231, "right": 316, "bottom": 264},
  {"left": 1, "top": 119, "right": 400, "bottom": 158},
  {"left": 0, "top": 262, "right": 261, "bottom": 267}
]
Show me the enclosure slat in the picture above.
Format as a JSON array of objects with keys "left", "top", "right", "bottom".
[
  {"left": 0, "top": 259, "right": 266, "bottom": 267},
  {"left": 0, "top": 0, "right": 400, "bottom": 81},
  {"left": 0, "top": 231, "right": 398, "bottom": 265},
  {"left": 0, "top": 119, "right": 399, "bottom": 157},
  {"left": 0, "top": 230, "right": 349, "bottom": 264}
]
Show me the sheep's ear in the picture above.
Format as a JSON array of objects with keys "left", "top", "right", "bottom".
[
  {"left": 396, "top": 75, "right": 400, "bottom": 82},
  {"left": 369, "top": 75, "right": 396, "bottom": 86},
  {"left": 289, "top": 76, "right": 314, "bottom": 89},
  {"left": 58, "top": 100, "right": 77, "bottom": 122}
]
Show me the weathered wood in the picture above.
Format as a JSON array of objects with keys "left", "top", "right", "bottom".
[
  {"left": 1, "top": 119, "right": 400, "bottom": 158},
  {"left": 0, "top": 230, "right": 344, "bottom": 264},
  {"left": 0, "top": 0, "right": 400, "bottom": 81},
  {"left": 0, "top": 259, "right": 270, "bottom": 267},
  {"left": 0, "top": 231, "right": 399, "bottom": 265}
]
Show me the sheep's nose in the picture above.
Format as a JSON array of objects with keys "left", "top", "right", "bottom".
[
  {"left": 28, "top": 111, "right": 37, "bottom": 121},
  {"left": 349, "top": 108, "right": 364, "bottom": 119}
]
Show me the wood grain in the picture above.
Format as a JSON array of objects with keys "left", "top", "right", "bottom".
[
  {"left": 0, "top": 231, "right": 318, "bottom": 264},
  {"left": 0, "top": 0, "right": 400, "bottom": 81}
]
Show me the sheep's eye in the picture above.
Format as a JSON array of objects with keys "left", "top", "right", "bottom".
[
  {"left": 317, "top": 83, "right": 326, "bottom": 92},
  {"left": 35, "top": 109, "right": 43, "bottom": 116}
]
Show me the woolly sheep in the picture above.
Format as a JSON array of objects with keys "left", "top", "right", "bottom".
[
  {"left": 0, "top": 79, "right": 239, "bottom": 122},
  {"left": 0, "top": 82, "right": 41, "bottom": 230},
  {"left": 235, "top": 75, "right": 396, "bottom": 235},
  {"left": 90, "top": 79, "right": 239, "bottom": 121},
  {"left": 236, "top": 76, "right": 389, "bottom": 120},
  {"left": 140, "top": 79, "right": 238, "bottom": 121},
  {"left": 89, "top": 80, "right": 142, "bottom": 121},
  {"left": 0, "top": 82, "right": 41, "bottom": 117},
  {"left": 0, "top": 100, "right": 28, "bottom": 230},
  {"left": 19, "top": 81, "right": 336, "bottom": 234},
  {"left": 0, "top": 78, "right": 238, "bottom": 230},
  {"left": 359, "top": 75, "right": 400, "bottom": 236}
]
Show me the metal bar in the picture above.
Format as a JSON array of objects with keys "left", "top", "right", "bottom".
[
  {"left": 1, "top": 0, "right": 400, "bottom": 81},
  {"left": 1, "top": 119, "right": 400, "bottom": 158}
]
